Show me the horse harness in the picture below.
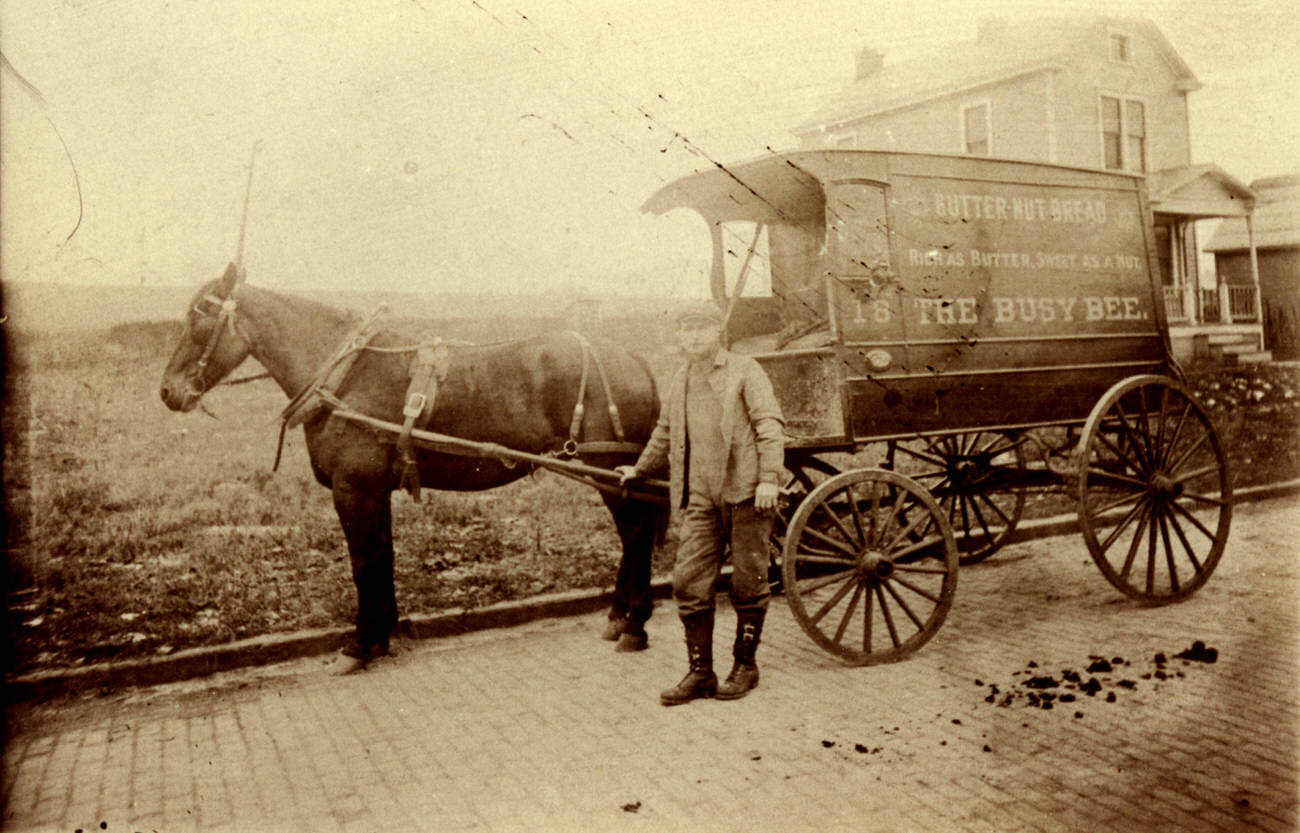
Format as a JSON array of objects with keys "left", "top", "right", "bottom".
[{"left": 272, "top": 315, "right": 638, "bottom": 501}]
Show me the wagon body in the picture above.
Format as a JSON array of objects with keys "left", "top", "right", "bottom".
[
  {"left": 645, "top": 151, "right": 1231, "bottom": 666},
  {"left": 643, "top": 150, "right": 1174, "bottom": 447}
]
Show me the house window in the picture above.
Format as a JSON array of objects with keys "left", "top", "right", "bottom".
[
  {"left": 1100, "top": 95, "right": 1146, "bottom": 171},
  {"left": 961, "top": 102, "right": 990, "bottom": 156},
  {"left": 1109, "top": 33, "right": 1130, "bottom": 63}
]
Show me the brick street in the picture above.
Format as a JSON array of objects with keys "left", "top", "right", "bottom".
[{"left": 4, "top": 496, "right": 1298, "bottom": 833}]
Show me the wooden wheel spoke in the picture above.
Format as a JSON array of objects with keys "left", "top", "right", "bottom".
[
  {"left": 795, "top": 541, "right": 848, "bottom": 559},
  {"left": 795, "top": 568, "right": 857, "bottom": 595},
  {"left": 1117, "top": 502, "right": 1152, "bottom": 579},
  {"left": 1085, "top": 467, "right": 1150, "bottom": 490},
  {"left": 1154, "top": 386, "right": 1171, "bottom": 461},
  {"left": 810, "top": 574, "right": 859, "bottom": 625},
  {"left": 802, "top": 525, "right": 860, "bottom": 557},
  {"left": 1093, "top": 430, "right": 1147, "bottom": 478},
  {"left": 845, "top": 482, "right": 869, "bottom": 544},
  {"left": 1164, "top": 505, "right": 1205, "bottom": 575},
  {"left": 863, "top": 582, "right": 873, "bottom": 652},
  {"left": 1158, "top": 401, "right": 1193, "bottom": 470},
  {"left": 1093, "top": 489, "right": 1146, "bottom": 515},
  {"left": 1166, "top": 429, "right": 1212, "bottom": 477},
  {"left": 1178, "top": 490, "right": 1227, "bottom": 507},
  {"left": 831, "top": 583, "right": 864, "bottom": 645},
  {"left": 868, "top": 478, "right": 884, "bottom": 541},
  {"left": 820, "top": 491, "right": 864, "bottom": 549},
  {"left": 1172, "top": 462, "right": 1221, "bottom": 488},
  {"left": 1157, "top": 506, "right": 1180, "bottom": 594},
  {"left": 881, "top": 501, "right": 933, "bottom": 553},
  {"left": 892, "top": 444, "right": 949, "bottom": 467},
  {"left": 1099, "top": 497, "right": 1151, "bottom": 552},
  {"left": 1136, "top": 391, "right": 1159, "bottom": 466},
  {"left": 889, "top": 574, "right": 941, "bottom": 604},
  {"left": 888, "top": 534, "right": 948, "bottom": 561},
  {"left": 797, "top": 553, "right": 857, "bottom": 566},
  {"left": 874, "top": 583, "right": 901, "bottom": 648},
  {"left": 966, "top": 493, "right": 996, "bottom": 542},
  {"left": 893, "top": 562, "right": 952, "bottom": 575},
  {"left": 1168, "top": 497, "right": 1218, "bottom": 541},
  {"left": 881, "top": 580, "right": 925, "bottom": 630},
  {"left": 1113, "top": 401, "right": 1155, "bottom": 473},
  {"left": 1146, "top": 505, "right": 1159, "bottom": 595}
]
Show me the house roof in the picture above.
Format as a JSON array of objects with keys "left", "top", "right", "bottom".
[
  {"left": 1146, "top": 164, "right": 1256, "bottom": 218},
  {"left": 793, "top": 16, "right": 1200, "bottom": 135},
  {"left": 1205, "top": 175, "right": 1300, "bottom": 251}
]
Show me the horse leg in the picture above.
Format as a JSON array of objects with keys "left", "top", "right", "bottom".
[
  {"left": 602, "top": 494, "right": 661, "bottom": 652},
  {"left": 332, "top": 480, "right": 399, "bottom": 670}
]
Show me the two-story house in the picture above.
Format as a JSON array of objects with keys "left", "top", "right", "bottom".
[{"left": 791, "top": 15, "right": 1266, "bottom": 363}]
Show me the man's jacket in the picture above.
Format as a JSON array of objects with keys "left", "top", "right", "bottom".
[{"left": 634, "top": 348, "right": 785, "bottom": 510}]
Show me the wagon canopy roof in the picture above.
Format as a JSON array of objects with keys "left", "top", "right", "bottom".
[
  {"left": 640, "top": 151, "right": 829, "bottom": 223},
  {"left": 641, "top": 149, "right": 1146, "bottom": 223}
]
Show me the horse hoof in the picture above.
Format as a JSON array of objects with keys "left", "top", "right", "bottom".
[
  {"left": 615, "top": 633, "right": 648, "bottom": 653},
  {"left": 329, "top": 655, "right": 368, "bottom": 676},
  {"left": 600, "top": 618, "right": 626, "bottom": 641}
]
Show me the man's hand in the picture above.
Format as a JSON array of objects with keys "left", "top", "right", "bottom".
[
  {"left": 754, "top": 481, "right": 780, "bottom": 512},
  {"left": 614, "top": 465, "right": 639, "bottom": 485}
]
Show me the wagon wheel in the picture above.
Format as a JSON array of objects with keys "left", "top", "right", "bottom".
[
  {"left": 888, "top": 432, "right": 1027, "bottom": 565},
  {"left": 768, "top": 455, "right": 840, "bottom": 592},
  {"left": 782, "top": 469, "right": 958, "bottom": 665},
  {"left": 1077, "top": 375, "right": 1232, "bottom": 603}
]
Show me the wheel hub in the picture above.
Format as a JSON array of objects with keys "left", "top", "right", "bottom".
[
  {"left": 858, "top": 550, "right": 894, "bottom": 579},
  {"left": 1151, "top": 472, "right": 1183, "bottom": 498}
]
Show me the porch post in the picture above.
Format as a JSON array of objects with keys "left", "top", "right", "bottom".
[
  {"left": 1218, "top": 281, "right": 1233, "bottom": 323},
  {"left": 1246, "top": 213, "right": 1263, "bottom": 323}
]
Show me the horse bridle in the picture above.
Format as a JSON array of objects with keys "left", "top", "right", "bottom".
[{"left": 186, "top": 286, "right": 245, "bottom": 400}]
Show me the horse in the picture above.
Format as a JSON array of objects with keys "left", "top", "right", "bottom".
[{"left": 160, "top": 263, "right": 667, "bottom": 671}]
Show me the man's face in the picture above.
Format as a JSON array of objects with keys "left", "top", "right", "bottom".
[{"left": 676, "top": 319, "right": 721, "bottom": 362}]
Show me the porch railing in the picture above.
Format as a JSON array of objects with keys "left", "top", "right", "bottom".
[
  {"left": 1164, "top": 284, "right": 1259, "bottom": 324},
  {"left": 1228, "top": 285, "right": 1259, "bottom": 322},
  {"left": 1199, "top": 289, "right": 1221, "bottom": 323},
  {"left": 1163, "top": 286, "right": 1189, "bottom": 322}
]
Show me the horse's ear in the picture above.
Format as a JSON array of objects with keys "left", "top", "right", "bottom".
[{"left": 217, "top": 262, "right": 240, "bottom": 295}]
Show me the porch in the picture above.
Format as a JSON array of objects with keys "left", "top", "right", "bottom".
[{"left": 1148, "top": 165, "right": 1269, "bottom": 365}]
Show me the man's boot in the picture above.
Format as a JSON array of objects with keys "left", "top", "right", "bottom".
[
  {"left": 717, "top": 609, "right": 765, "bottom": 700},
  {"left": 659, "top": 612, "right": 716, "bottom": 706}
]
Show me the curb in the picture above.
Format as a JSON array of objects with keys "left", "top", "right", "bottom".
[{"left": 7, "top": 479, "right": 1298, "bottom": 702}]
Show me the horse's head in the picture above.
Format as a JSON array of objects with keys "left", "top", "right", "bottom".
[{"left": 160, "top": 262, "right": 255, "bottom": 412}]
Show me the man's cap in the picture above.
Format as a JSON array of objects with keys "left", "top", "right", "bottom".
[{"left": 673, "top": 300, "right": 723, "bottom": 326}]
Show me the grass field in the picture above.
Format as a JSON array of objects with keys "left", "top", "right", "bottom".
[{"left": 4, "top": 321, "right": 1298, "bottom": 676}]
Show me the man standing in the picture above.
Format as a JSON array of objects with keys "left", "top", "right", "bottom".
[{"left": 617, "top": 301, "right": 785, "bottom": 705}]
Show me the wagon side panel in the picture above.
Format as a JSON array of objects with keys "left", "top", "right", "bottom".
[{"left": 832, "top": 157, "right": 1169, "bottom": 439}]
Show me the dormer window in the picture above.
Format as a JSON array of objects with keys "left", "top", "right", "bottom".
[{"left": 1109, "top": 32, "right": 1130, "bottom": 63}]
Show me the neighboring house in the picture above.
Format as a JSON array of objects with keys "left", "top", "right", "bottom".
[
  {"left": 792, "top": 15, "right": 1265, "bottom": 363},
  {"left": 1206, "top": 175, "right": 1300, "bottom": 359}
]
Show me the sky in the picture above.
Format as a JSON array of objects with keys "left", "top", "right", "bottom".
[{"left": 2, "top": 0, "right": 1298, "bottom": 300}]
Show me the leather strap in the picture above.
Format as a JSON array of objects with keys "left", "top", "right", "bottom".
[
  {"left": 397, "top": 338, "right": 451, "bottom": 501},
  {"left": 563, "top": 332, "right": 627, "bottom": 455},
  {"left": 279, "top": 304, "right": 388, "bottom": 430}
]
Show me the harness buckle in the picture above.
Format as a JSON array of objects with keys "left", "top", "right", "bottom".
[
  {"left": 403, "top": 392, "right": 427, "bottom": 419},
  {"left": 561, "top": 438, "right": 579, "bottom": 457}
]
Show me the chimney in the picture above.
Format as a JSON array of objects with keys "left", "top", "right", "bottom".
[{"left": 855, "top": 47, "right": 884, "bottom": 81}]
